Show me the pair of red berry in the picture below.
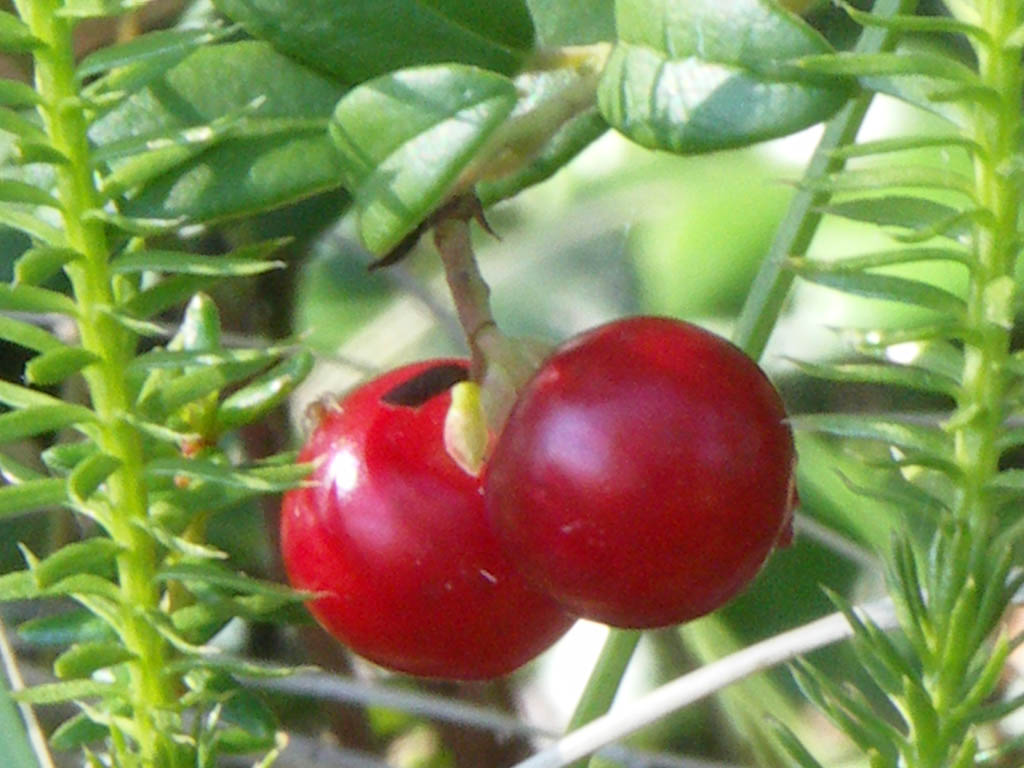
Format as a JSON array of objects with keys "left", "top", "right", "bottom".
[{"left": 280, "top": 316, "right": 796, "bottom": 679}]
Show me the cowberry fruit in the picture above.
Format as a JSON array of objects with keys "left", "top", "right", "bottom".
[
  {"left": 485, "top": 317, "right": 795, "bottom": 628},
  {"left": 280, "top": 360, "right": 573, "bottom": 679}
]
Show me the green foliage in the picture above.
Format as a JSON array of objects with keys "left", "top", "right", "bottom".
[
  {"left": 212, "top": 0, "right": 536, "bottom": 83},
  {"left": 0, "top": 0, "right": 1022, "bottom": 767},
  {"left": 597, "top": 0, "right": 852, "bottom": 153},
  {"left": 89, "top": 40, "right": 350, "bottom": 223},
  {"left": 330, "top": 65, "right": 518, "bottom": 254}
]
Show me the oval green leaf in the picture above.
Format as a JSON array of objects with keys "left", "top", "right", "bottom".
[
  {"left": 0, "top": 11, "right": 42, "bottom": 53},
  {"left": 89, "top": 41, "right": 350, "bottom": 224},
  {"left": 597, "top": 0, "right": 852, "bottom": 153},
  {"left": 330, "top": 64, "right": 517, "bottom": 254},
  {"left": 213, "top": 0, "right": 534, "bottom": 83},
  {"left": 214, "top": 350, "right": 313, "bottom": 433},
  {"left": 33, "top": 537, "right": 122, "bottom": 589},
  {"left": 0, "top": 478, "right": 67, "bottom": 520}
]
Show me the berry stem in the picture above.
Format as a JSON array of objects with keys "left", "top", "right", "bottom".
[
  {"left": 433, "top": 207, "right": 548, "bottom": 435},
  {"left": 433, "top": 214, "right": 496, "bottom": 380},
  {"left": 563, "top": 630, "right": 641, "bottom": 768}
]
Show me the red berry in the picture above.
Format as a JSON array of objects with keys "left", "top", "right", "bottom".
[
  {"left": 485, "top": 317, "right": 796, "bottom": 628},
  {"left": 280, "top": 360, "right": 573, "bottom": 679}
]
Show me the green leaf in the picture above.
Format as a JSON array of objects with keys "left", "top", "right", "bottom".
[
  {"left": 117, "top": 414, "right": 197, "bottom": 447},
  {"left": 11, "top": 140, "right": 68, "bottom": 166},
  {"left": 14, "top": 246, "right": 80, "bottom": 285},
  {"left": 330, "top": 64, "right": 517, "bottom": 254},
  {"left": 887, "top": 536, "right": 931, "bottom": 651},
  {"left": 120, "top": 274, "right": 215, "bottom": 319},
  {"left": 793, "top": 247, "right": 970, "bottom": 272},
  {"left": 151, "top": 460, "right": 314, "bottom": 515},
  {"left": 0, "top": 571, "right": 37, "bottom": 602},
  {"left": 823, "top": 588, "right": 912, "bottom": 696},
  {"left": 790, "top": 360, "right": 957, "bottom": 397},
  {"left": 54, "top": 642, "right": 135, "bottom": 679},
  {"left": 791, "top": 414, "right": 953, "bottom": 464},
  {"left": 0, "top": 477, "right": 68, "bottom": 519},
  {"left": 843, "top": 328, "right": 965, "bottom": 380},
  {"left": 50, "top": 712, "right": 110, "bottom": 751},
  {"left": 157, "top": 562, "right": 308, "bottom": 601},
  {"left": 67, "top": 452, "right": 121, "bottom": 506},
  {"left": 171, "top": 290, "right": 223, "bottom": 353},
  {"left": 837, "top": 1, "right": 989, "bottom": 43},
  {"left": 791, "top": 661, "right": 903, "bottom": 760},
  {"left": 90, "top": 41, "right": 349, "bottom": 224},
  {"left": 986, "top": 469, "right": 1024, "bottom": 492},
  {"left": 33, "top": 538, "right": 121, "bottom": 589},
  {"left": 41, "top": 439, "right": 98, "bottom": 474},
  {"left": 145, "top": 456, "right": 307, "bottom": 492},
  {"left": 219, "top": 687, "right": 277, "bottom": 743},
  {"left": 834, "top": 135, "right": 981, "bottom": 164},
  {"left": 18, "top": 610, "right": 116, "bottom": 647},
  {"left": 792, "top": 266, "right": 967, "bottom": 317},
  {"left": 77, "top": 24, "right": 235, "bottom": 79},
  {"left": 0, "top": 314, "right": 64, "bottom": 352},
  {"left": 81, "top": 209, "right": 186, "bottom": 237},
  {"left": 110, "top": 249, "right": 285, "bottom": 277},
  {"left": 215, "top": 350, "right": 313, "bottom": 432},
  {"left": 95, "top": 103, "right": 267, "bottom": 199},
  {"left": 0, "top": 179, "right": 61, "bottom": 208},
  {"left": 171, "top": 596, "right": 308, "bottom": 643},
  {"left": 138, "top": 358, "right": 273, "bottom": 418},
  {"left": 13, "top": 679, "right": 120, "bottom": 705},
  {"left": 526, "top": 0, "right": 614, "bottom": 46},
  {"left": 0, "top": 405, "right": 97, "bottom": 444},
  {"left": 130, "top": 345, "right": 288, "bottom": 372},
  {"left": 0, "top": 80, "right": 42, "bottom": 108},
  {"left": 42, "top": 573, "right": 121, "bottom": 602},
  {"left": 132, "top": 515, "right": 228, "bottom": 561},
  {"left": 24, "top": 347, "right": 101, "bottom": 386},
  {"left": 596, "top": 0, "right": 851, "bottom": 154},
  {"left": 797, "top": 51, "right": 984, "bottom": 89},
  {"left": 806, "top": 166, "right": 976, "bottom": 201},
  {"left": 0, "top": 202, "right": 66, "bottom": 245},
  {"left": 97, "top": 306, "right": 165, "bottom": 337},
  {"left": 0, "top": 379, "right": 78, "bottom": 409},
  {"left": 819, "top": 196, "right": 979, "bottom": 240},
  {"left": 769, "top": 719, "right": 826, "bottom": 768},
  {"left": 0, "top": 452, "right": 43, "bottom": 483},
  {"left": 0, "top": 11, "right": 42, "bottom": 52},
  {"left": 166, "top": 655, "right": 297, "bottom": 679},
  {"left": 0, "top": 108, "right": 47, "bottom": 144},
  {"left": 58, "top": 0, "right": 147, "bottom": 17},
  {"left": 213, "top": 0, "right": 534, "bottom": 83},
  {"left": 0, "top": 282, "right": 77, "bottom": 315},
  {"left": 478, "top": 109, "right": 608, "bottom": 206}
]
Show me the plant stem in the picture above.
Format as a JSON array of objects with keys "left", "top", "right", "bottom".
[
  {"left": 912, "top": 1, "right": 1022, "bottom": 764},
  {"left": 562, "top": 630, "right": 641, "bottom": 768},
  {"left": 14, "top": 1, "right": 177, "bottom": 765},
  {"left": 434, "top": 216, "right": 496, "bottom": 378}
]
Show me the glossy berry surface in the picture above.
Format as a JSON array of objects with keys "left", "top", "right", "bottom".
[
  {"left": 280, "top": 360, "right": 573, "bottom": 679},
  {"left": 485, "top": 317, "right": 795, "bottom": 629}
]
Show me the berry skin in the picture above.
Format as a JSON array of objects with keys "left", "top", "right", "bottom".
[
  {"left": 485, "top": 317, "right": 796, "bottom": 629},
  {"left": 280, "top": 360, "right": 573, "bottom": 680}
]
